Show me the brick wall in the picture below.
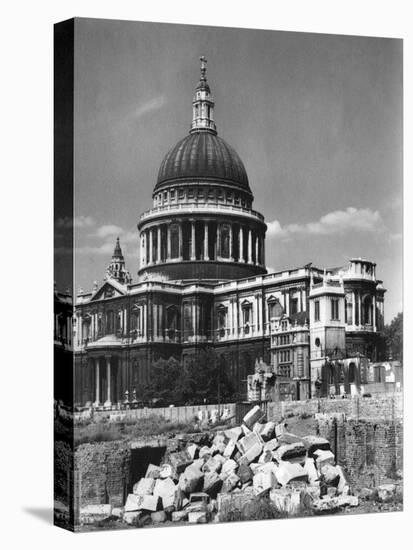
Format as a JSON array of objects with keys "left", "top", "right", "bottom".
[
  {"left": 74, "top": 441, "right": 131, "bottom": 507},
  {"left": 317, "top": 415, "right": 403, "bottom": 489}
]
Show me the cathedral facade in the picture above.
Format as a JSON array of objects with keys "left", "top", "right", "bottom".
[{"left": 61, "top": 58, "right": 386, "bottom": 408}]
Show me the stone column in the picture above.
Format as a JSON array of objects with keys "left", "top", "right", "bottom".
[
  {"left": 94, "top": 359, "right": 100, "bottom": 406},
  {"left": 190, "top": 221, "right": 196, "bottom": 260},
  {"left": 149, "top": 229, "right": 154, "bottom": 265},
  {"left": 351, "top": 291, "right": 355, "bottom": 326},
  {"left": 216, "top": 224, "right": 220, "bottom": 259},
  {"left": 157, "top": 226, "right": 161, "bottom": 263},
  {"left": 167, "top": 224, "right": 171, "bottom": 260},
  {"left": 233, "top": 299, "right": 238, "bottom": 335},
  {"left": 372, "top": 295, "right": 376, "bottom": 331},
  {"left": 204, "top": 221, "right": 209, "bottom": 260},
  {"left": 104, "top": 355, "right": 111, "bottom": 407},
  {"left": 248, "top": 229, "right": 253, "bottom": 264},
  {"left": 239, "top": 227, "right": 244, "bottom": 262},
  {"left": 178, "top": 222, "right": 183, "bottom": 260},
  {"left": 141, "top": 233, "right": 145, "bottom": 267},
  {"left": 253, "top": 296, "right": 258, "bottom": 334},
  {"left": 358, "top": 292, "right": 362, "bottom": 326},
  {"left": 229, "top": 224, "right": 233, "bottom": 260},
  {"left": 255, "top": 234, "right": 259, "bottom": 265}
]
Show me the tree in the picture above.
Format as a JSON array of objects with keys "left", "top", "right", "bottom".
[
  {"left": 144, "top": 356, "right": 182, "bottom": 404},
  {"left": 383, "top": 312, "right": 403, "bottom": 361}
]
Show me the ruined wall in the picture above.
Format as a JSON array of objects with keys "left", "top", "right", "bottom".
[
  {"left": 74, "top": 441, "right": 131, "bottom": 507},
  {"left": 267, "top": 394, "right": 402, "bottom": 422},
  {"left": 317, "top": 415, "right": 403, "bottom": 489}
]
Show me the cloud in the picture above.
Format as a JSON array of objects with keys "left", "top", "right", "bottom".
[
  {"left": 91, "top": 224, "right": 123, "bottom": 238},
  {"left": 56, "top": 216, "right": 95, "bottom": 229},
  {"left": 134, "top": 96, "right": 165, "bottom": 119},
  {"left": 79, "top": 224, "right": 138, "bottom": 256},
  {"left": 267, "top": 207, "right": 383, "bottom": 241}
]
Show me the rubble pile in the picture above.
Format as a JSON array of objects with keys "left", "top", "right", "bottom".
[{"left": 79, "top": 405, "right": 360, "bottom": 527}]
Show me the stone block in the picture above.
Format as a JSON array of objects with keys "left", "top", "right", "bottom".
[
  {"left": 223, "top": 439, "right": 237, "bottom": 458},
  {"left": 335, "top": 465, "right": 348, "bottom": 495},
  {"left": 178, "top": 464, "right": 204, "bottom": 494},
  {"left": 274, "top": 461, "right": 308, "bottom": 487},
  {"left": 151, "top": 510, "right": 167, "bottom": 524},
  {"left": 124, "top": 494, "right": 142, "bottom": 512},
  {"left": 327, "top": 487, "right": 337, "bottom": 498},
  {"left": 263, "top": 438, "right": 280, "bottom": 452},
  {"left": 260, "top": 421, "right": 276, "bottom": 441},
  {"left": 273, "top": 442, "right": 306, "bottom": 463},
  {"left": 204, "top": 456, "right": 222, "bottom": 473},
  {"left": 133, "top": 477, "right": 156, "bottom": 496},
  {"left": 258, "top": 449, "right": 273, "bottom": 463},
  {"left": 303, "top": 457, "right": 319, "bottom": 485},
  {"left": 302, "top": 435, "right": 331, "bottom": 458},
  {"left": 172, "top": 510, "right": 188, "bottom": 522},
  {"left": 111, "top": 507, "right": 123, "bottom": 518},
  {"left": 159, "top": 463, "right": 174, "bottom": 479},
  {"left": 79, "top": 504, "right": 112, "bottom": 524},
  {"left": 243, "top": 405, "right": 266, "bottom": 429},
  {"left": 187, "top": 443, "right": 199, "bottom": 460},
  {"left": 199, "top": 445, "right": 212, "bottom": 459},
  {"left": 203, "top": 471, "right": 223, "bottom": 497},
  {"left": 237, "top": 462, "right": 253, "bottom": 484},
  {"left": 188, "top": 511, "right": 208, "bottom": 523},
  {"left": 221, "top": 458, "right": 238, "bottom": 478},
  {"left": 277, "top": 432, "right": 303, "bottom": 445},
  {"left": 253, "top": 422, "right": 265, "bottom": 435},
  {"left": 253, "top": 470, "right": 276, "bottom": 496},
  {"left": 145, "top": 463, "right": 162, "bottom": 478},
  {"left": 320, "top": 464, "right": 340, "bottom": 486},
  {"left": 221, "top": 472, "right": 240, "bottom": 493},
  {"left": 167, "top": 450, "right": 193, "bottom": 474},
  {"left": 139, "top": 495, "right": 160, "bottom": 512},
  {"left": 123, "top": 511, "right": 142, "bottom": 525},
  {"left": 224, "top": 426, "right": 243, "bottom": 442},
  {"left": 275, "top": 422, "right": 286, "bottom": 438},
  {"left": 237, "top": 432, "right": 263, "bottom": 456},
  {"left": 314, "top": 449, "right": 335, "bottom": 469},
  {"left": 153, "top": 477, "right": 179, "bottom": 507}
]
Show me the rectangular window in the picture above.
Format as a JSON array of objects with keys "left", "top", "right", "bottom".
[
  {"left": 315, "top": 300, "right": 320, "bottom": 322},
  {"left": 331, "top": 298, "right": 339, "bottom": 321},
  {"left": 290, "top": 298, "right": 298, "bottom": 315}
]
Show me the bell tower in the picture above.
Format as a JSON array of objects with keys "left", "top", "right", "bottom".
[{"left": 105, "top": 237, "right": 132, "bottom": 284}]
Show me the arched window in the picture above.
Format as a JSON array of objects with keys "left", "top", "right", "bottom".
[
  {"left": 241, "top": 300, "right": 252, "bottom": 333},
  {"left": 363, "top": 296, "right": 372, "bottom": 325}
]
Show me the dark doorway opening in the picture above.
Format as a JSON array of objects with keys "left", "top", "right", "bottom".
[{"left": 128, "top": 446, "right": 167, "bottom": 492}]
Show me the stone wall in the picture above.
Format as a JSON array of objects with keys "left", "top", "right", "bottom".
[{"left": 267, "top": 394, "right": 402, "bottom": 422}]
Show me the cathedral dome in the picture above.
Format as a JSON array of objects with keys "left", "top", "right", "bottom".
[{"left": 155, "top": 131, "right": 251, "bottom": 194}]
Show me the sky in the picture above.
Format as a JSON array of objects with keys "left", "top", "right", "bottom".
[{"left": 70, "top": 18, "right": 403, "bottom": 322}]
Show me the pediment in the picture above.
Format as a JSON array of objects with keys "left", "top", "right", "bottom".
[{"left": 90, "top": 279, "right": 126, "bottom": 302}]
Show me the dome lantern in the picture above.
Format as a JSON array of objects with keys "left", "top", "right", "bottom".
[{"left": 190, "top": 56, "right": 217, "bottom": 135}]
